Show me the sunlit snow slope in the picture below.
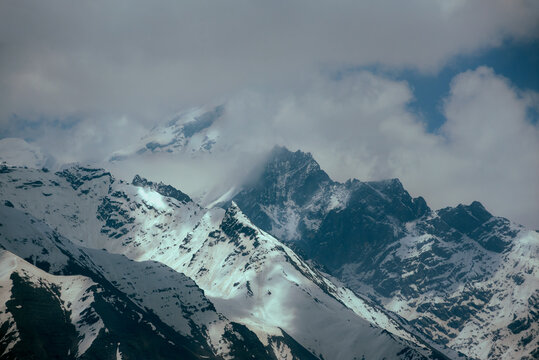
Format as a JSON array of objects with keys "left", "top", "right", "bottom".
[
  {"left": 0, "top": 204, "right": 279, "bottom": 359},
  {"left": 0, "top": 164, "right": 458, "bottom": 359}
]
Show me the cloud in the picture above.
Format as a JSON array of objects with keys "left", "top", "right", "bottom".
[
  {"left": 208, "top": 68, "right": 539, "bottom": 228},
  {"left": 423, "top": 67, "right": 539, "bottom": 227},
  {"left": 1, "top": 0, "right": 538, "bottom": 126},
  {"left": 1, "top": 1, "right": 538, "bottom": 227},
  {"left": 2, "top": 65, "right": 537, "bottom": 228},
  {"left": 3, "top": 115, "right": 148, "bottom": 165}
]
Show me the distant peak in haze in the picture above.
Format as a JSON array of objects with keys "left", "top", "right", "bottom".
[
  {"left": 269, "top": 145, "right": 317, "bottom": 163},
  {"left": 266, "top": 146, "right": 331, "bottom": 181},
  {"left": 109, "top": 105, "right": 225, "bottom": 162}
]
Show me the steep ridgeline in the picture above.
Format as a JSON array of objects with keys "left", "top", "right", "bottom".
[
  {"left": 109, "top": 106, "right": 223, "bottom": 161},
  {"left": 230, "top": 146, "right": 539, "bottom": 360},
  {"left": 0, "top": 250, "right": 194, "bottom": 360},
  {"left": 0, "top": 205, "right": 273, "bottom": 360},
  {"left": 0, "top": 164, "right": 459, "bottom": 360}
]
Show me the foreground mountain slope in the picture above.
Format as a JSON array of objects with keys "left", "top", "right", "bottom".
[
  {"left": 230, "top": 146, "right": 539, "bottom": 360},
  {"left": 169, "top": 202, "right": 452, "bottom": 359},
  {"left": 0, "top": 164, "right": 456, "bottom": 359},
  {"left": 0, "top": 250, "right": 210, "bottom": 360},
  {"left": 0, "top": 204, "right": 279, "bottom": 359}
]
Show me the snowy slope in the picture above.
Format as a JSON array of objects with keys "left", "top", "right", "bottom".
[
  {"left": 0, "top": 204, "right": 277, "bottom": 360},
  {"left": 0, "top": 164, "right": 457, "bottom": 359},
  {"left": 108, "top": 106, "right": 223, "bottom": 162},
  {"left": 0, "top": 248, "right": 217, "bottom": 360},
  {"left": 229, "top": 146, "right": 539, "bottom": 360},
  {"left": 167, "top": 202, "right": 445, "bottom": 360},
  {"left": 0, "top": 250, "right": 103, "bottom": 359}
]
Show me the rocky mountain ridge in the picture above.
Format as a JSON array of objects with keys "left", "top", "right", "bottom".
[
  {"left": 0, "top": 163, "right": 454, "bottom": 359},
  {"left": 230, "top": 146, "right": 539, "bottom": 359}
]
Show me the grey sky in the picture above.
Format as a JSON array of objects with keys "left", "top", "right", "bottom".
[{"left": 1, "top": 0, "right": 538, "bottom": 123}]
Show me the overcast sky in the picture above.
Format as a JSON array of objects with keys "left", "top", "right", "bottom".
[{"left": 1, "top": 0, "right": 538, "bottom": 227}]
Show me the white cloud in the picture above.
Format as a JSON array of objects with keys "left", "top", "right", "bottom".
[
  {"left": 422, "top": 67, "right": 539, "bottom": 227},
  {"left": 1, "top": 1, "right": 538, "bottom": 227},
  {"left": 3, "top": 67, "right": 538, "bottom": 228},
  {"left": 206, "top": 68, "right": 539, "bottom": 228},
  {"left": 30, "top": 115, "right": 148, "bottom": 165},
  {"left": 1, "top": 0, "right": 538, "bottom": 125}
]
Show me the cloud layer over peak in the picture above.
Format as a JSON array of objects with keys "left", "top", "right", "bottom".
[
  {"left": 1, "top": 0, "right": 538, "bottom": 124},
  {"left": 28, "top": 67, "right": 532, "bottom": 228},
  {"left": 1, "top": 1, "right": 538, "bottom": 228}
]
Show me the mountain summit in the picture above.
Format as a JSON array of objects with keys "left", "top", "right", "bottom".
[
  {"left": 231, "top": 146, "right": 538, "bottom": 359},
  {"left": 0, "top": 163, "right": 453, "bottom": 359},
  {"left": 0, "top": 143, "right": 536, "bottom": 359}
]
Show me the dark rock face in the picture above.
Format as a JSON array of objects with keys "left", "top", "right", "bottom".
[
  {"left": 233, "top": 147, "right": 332, "bottom": 235},
  {"left": 311, "top": 179, "right": 430, "bottom": 270},
  {"left": 438, "top": 201, "right": 493, "bottom": 234},
  {"left": 231, "top": 146, "right": 530, "bottom": 356},
  {"left": 220, "top": 204, "right": 260, "bottom": 248},
  {"left": 1, "top": 271, "right": 209, "bottom": 360},
  {"left": 435, "top": 202, "right": 515, "bottom": 253},
  {"left": 3, "top": 272, "right": 78, "bottom": 360},
  {"left": 233, "top": 146, "right": 431, "bottom": 270},
  {"left": 56, "top": 166, "right": 112, "bottom": 190},
  {"left": 132, "top": 174, "right": 192, "bottom": 204},
  {"left": 0, "top": 164, "right": 13, "bottom": 173},
  {"left": 97, "top": 195, "right": 135, "bottom": 238},
  {"left": 248, "top": 146, "right": 331, "bottom": 204}
]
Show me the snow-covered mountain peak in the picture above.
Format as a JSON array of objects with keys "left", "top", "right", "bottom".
[
  {"left": 55, "top": 165, "right": 114, "bottom": 190},
  {"left": 432, "top": 200, "right": 520, "bottom": 253},
  {"left": 132, "top": 174, "right": 193, "bottom": 204},
  {"left": 222, "top": 201, "right": 260, "bottom": 231},
  {"left": 108, "top": 105, "right": 224, "bottom": 162},
  {"left": 0, "top": 165, "right": 457, "bottom": 359},
  {"left": 228, "top": 149, "right": 538, "bottom": 359},
  {"left": 232, "top": 146, "right": 429, "bottom": 247}
]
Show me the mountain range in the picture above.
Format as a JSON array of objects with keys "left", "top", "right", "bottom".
[
  {"left": 0, "top": 164, "right": 456, "bottom": 359},
  {"left": 0, "top": 107, "right": 537, "bottom": 359},
  {"left": 229, "top": 147, "right": 539, "bottom": 359}
]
